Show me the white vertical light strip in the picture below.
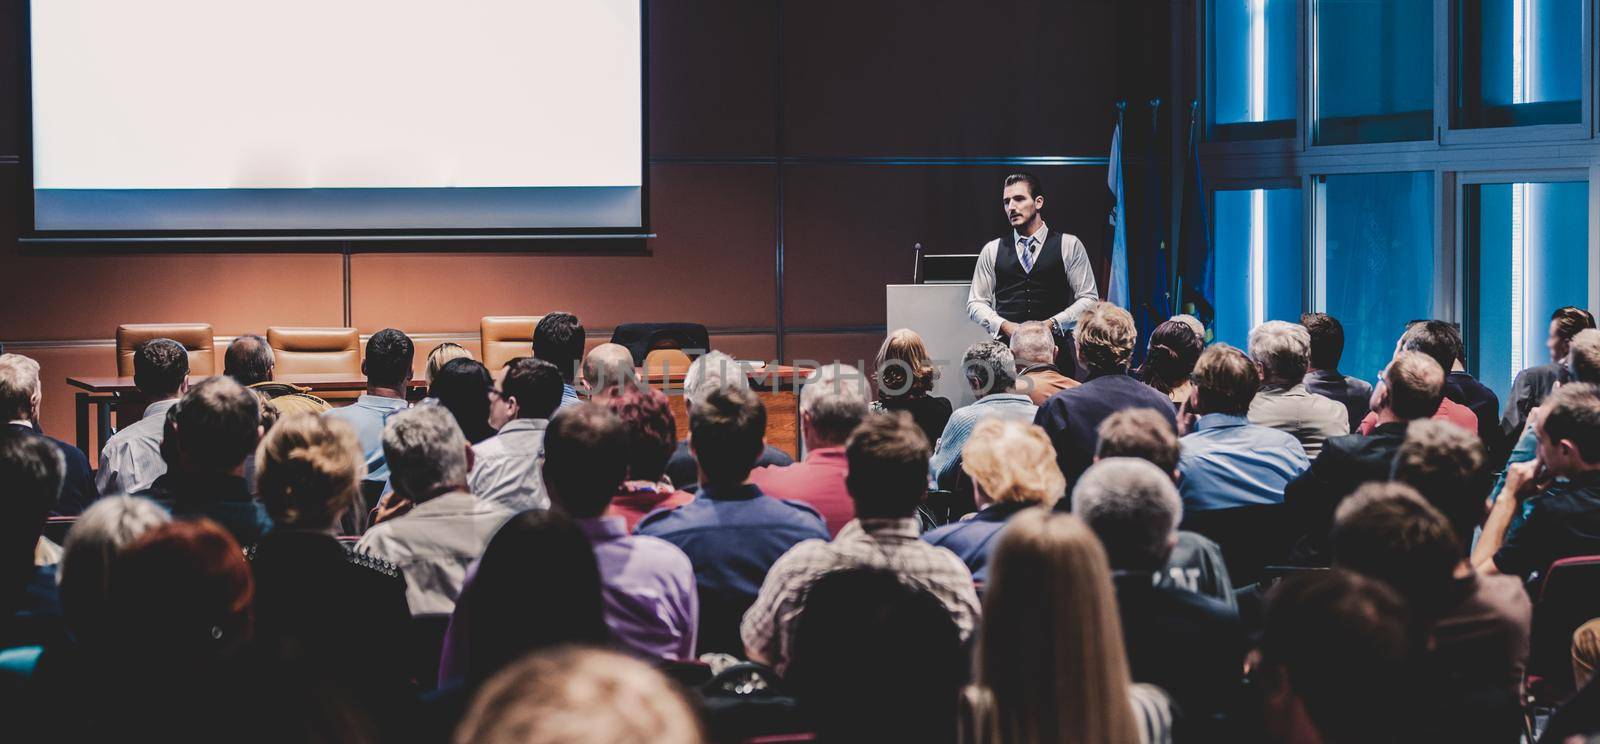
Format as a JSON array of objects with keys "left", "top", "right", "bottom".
[
  {"left": 1512, "top": 183, "right": 1526, "bottom": 378},
  {"left": 1249, "top": 0, "right": 1266, "bottom": 122},
  {"left": 1513, "top": 0, "right": 1526, "bottom": 105},
  {"left": 1252, "top": 189, "right": 1266, "bottom": 328}
]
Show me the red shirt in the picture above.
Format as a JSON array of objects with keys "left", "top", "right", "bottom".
[
  {"left": 609, "top": 482, "right": 693, "bottom": 533},
  {"left": 747, "top": 447, "right": 855, "bottom": 537},
  {"left": 1358, "top": 396, "right": 1478, "bottom": 436}
]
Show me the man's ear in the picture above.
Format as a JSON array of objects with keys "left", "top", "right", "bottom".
[
  {"left": 1034, "top": 194, "right": 1045, "bottom": 211},
  {"left": 178, "top": 377, "right": 191, "bottom": 395},
  {"left": 360, "top": 359, "right": 369, "bottom": 376},
  {"left": 506, "top": 395, "right": 521, "bottom": 420}
]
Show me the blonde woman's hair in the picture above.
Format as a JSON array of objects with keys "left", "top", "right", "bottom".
[
  {"left": 425, "top": 342, "right": 475, "bottom": 389},
  {"left": 254, "top": 414, "right": 366, "bottom": 529},
  {"left": 875, "top": 328, "right": 938, "bottom": 400},
  {"left": 960, "top": 418, "right": 1065, "bottom": 506},
  {"left": 965, "top": 509, "right": 1142, "bottom": 744},
  {"left": 1076, "top": 303, "right": 1138, "bottom": 373}
]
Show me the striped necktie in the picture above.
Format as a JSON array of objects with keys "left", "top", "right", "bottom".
[{"left": 1019, "top": 236, "right": 1036, "bottom": 272}]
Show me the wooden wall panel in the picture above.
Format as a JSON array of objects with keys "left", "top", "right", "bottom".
[
  {"left": 781, "top": 332, "right": 885, "bottom": 372},
  {"left": 647, "top": 0, "right": 776, "bottom": 156}
]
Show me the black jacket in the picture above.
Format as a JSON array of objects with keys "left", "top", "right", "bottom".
[
  {"left": 1282, "top": 421, "right": 1410, "bottom": 563},
  {"left": 1113, "top": 571, "right": 1246, "bottom": 727},
  {"left": 1033, "top": 372, "right": 1178, "bottom": 494},
  {"left": 6, "top": 423, "right": 96, "bottom": 516}
]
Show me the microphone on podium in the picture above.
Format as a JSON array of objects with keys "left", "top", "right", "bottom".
[{"left": 912, "top": 242, "right": 924, "bottom": 284}]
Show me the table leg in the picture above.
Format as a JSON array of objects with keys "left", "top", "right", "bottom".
[
  {"left": 75, "top": 392, "right": 90, "bottom": 458},
  {"left": 96, "top": 396, "right": 114, "bottom": 466}
]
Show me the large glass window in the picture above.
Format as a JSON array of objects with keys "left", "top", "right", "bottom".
[
  {"left": 1455, "top": 0, "right": 1584, "bottom": 128},
  {"left": 1466, "top": 180, "right": 1589, "bottom": 401},
  {"left": 1214, "top": 188, "right": 1305, "bottom": 348},
  {"left": 1315, "top": 0, "right": 1434, "bottom": 144},
  {"left": 1208, "top": 0, "right": 1297, "bottom": 140},
  {"left": 1317, "top": 172, "right": 1436, "bottom": 380}
]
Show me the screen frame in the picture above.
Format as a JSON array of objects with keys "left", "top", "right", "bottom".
[{"left": 17, "top": 0, "right": 651, "bottom": 246}]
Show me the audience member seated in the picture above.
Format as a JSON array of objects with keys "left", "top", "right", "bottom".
[
  {"left": 741, "top": 413, "right": 979, "bottom": 672},
  {"left": 428, "top": 357, "right": 497, "bottom": 444},
  {"left": 96, "top": 338, "right": 188, "bottom": 497},
  {"left": 533, "top": 312, "right": 586, "bottom": 411},
  {"left": 544, "top": 404, "right": 697, "bottom": 661},
  {"left": 1010, "top": 321, "right": 1078, "bottom": 406},
  {"left": 581, "top": 342, "right": 639, "bottom": 403},
  {"left": 452, "top": 647, "right": 704, "bottom": 744},
  {"left": 1474, "top": 383, "right": 1600, "bottom": 585},
  {"left": 0, "top": 430, "right": 64, "bottom": 648},
  {"left": 470, "top": 357, "right": 563, "bottom": 512},
  {"left": 961, "top": 508, "right": 1174, "bottom": 744},
  {"left": 135, "top": 377, "right": 272, "bottom": 545},
  {"left": 1035, "top": 302, "right": 1178, "bottom": 490},
  {"left": 637, "top": 386, "right": 826, "bottom": 655},
  {"left": 1332, "top": 483, "right": 1529, "bottom": 742},
  {"left": 1137, "top": 318, "right": 1203, "bottom": 408},
  {"left": 324, "top": 327, "right": 414, "bottom": 494},
  {"left": 871, "top": 328, "right": 955, "bottom": 445},
  {"left": 1391, "top": 419, "right": 1490, "bottom": 549},
  {"left": 1491, "top": 327, "right": 1600, "bottom": 521},
  {"left": 247, "top": 413, "right": 413, "bottom": 732},
  {"left": 225, "top": 334, "right": 332, "bottom": 418},
  {"left": 1504, "top": 306, "right": 1595, "bottom": 446},
  {"left": 662, "top": 351, "right": 792, "bottom": 490},
  {"left": 787, "top": 568, "right": 964, "bottom": 744},
  {"left": 55, "top": 496, "right": 170, "bottom": 649},
  {"left": 1258, "top": 570, "right": 1416, "bottom": 744},
  {"left": 1073, "top": 458, "right": 1245, "bottom": 731},
  {"left": 931, "top": 340, "right": 1038, "bottom": 490},
  {"left": 1093, "top": 408, "right": 1237, "bottom": 609},
  {"left": 1284, "top": 350, "right": 1444, "bottom": 562},
  {"left": 0, "top": 354, "right": 96, "bottom": 515},
  {"left": 602, "top": 388, "right": 692, "bottom": 530},
  {"left": 750, "top": 363, "right": 869, "bottom": 536},
  {"left": 923, "top": 417, "right": 1062, "bottom": 582},
  {"left": 1355, "top": 322, "right": 1480, "bottom": 437},
  {"left": 425, "top": 342, "right": 474, "bottom": 392},
  {"left": 1247, "top": 321, "right": 1350, "bottom": 458},
  {"left": 1300, "top": 312, "right": 1373, "bottom": 434},
  {"left": 1179, "top": 344, "right": 1310, "bottom": 512},
  {"left": 357, "top": 406, "right": 513, "bottom": 615}
]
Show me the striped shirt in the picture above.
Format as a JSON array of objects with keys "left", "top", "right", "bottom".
[{"left": 929, "top": 394, "right": 1039, "bottom": 489}]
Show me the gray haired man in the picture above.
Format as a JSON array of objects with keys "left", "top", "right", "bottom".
[
  {"left": 929, "top": 341, "right": 1038, "bottom": 490},
  {"left": 662, "top": 351, "right": 792, "bottom": 490}
]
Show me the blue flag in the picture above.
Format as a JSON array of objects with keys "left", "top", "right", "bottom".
[
  {"left": 1176, "top": 100, "right": 1215, "bottom": 336},
  {"left": 1106, "top": 116, "right": 1129, "bottom": 308}
]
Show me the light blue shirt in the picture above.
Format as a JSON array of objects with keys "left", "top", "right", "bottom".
[
  {"left": 1178, "top": 413, "right": 1311, "bottom": 511},
  {"left": 324, "top": 394, "right": 410, "bottom": 485},
  {"left": 559, "top": 384, "right": 582, "bottom": 411},
  {"left": 929, "top": 393, "right": 1038, "bottom": 489}
]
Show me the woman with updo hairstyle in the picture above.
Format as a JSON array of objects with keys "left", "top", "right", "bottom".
[
  {"left": 427, "top": 357, "right": 497, "bottom": 444},
  {"left": 1138, "top": 319, "right": 1204, "bottom": 407},
  {"left": 425, "top": 342, "right": 475, "bottom": 391},
  {"left": 871, "top": 328, "right": 953, "bottom": 447}
]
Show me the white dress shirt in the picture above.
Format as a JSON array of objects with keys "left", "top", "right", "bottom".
[
  {"left": 468, "top": 417, "right": 551, "bottom": 513},
  {"left": 95, "top": 397, "right": 179, "bottom": 498},
  {"left": 355, "top": 489, "right": 513, "bottom": 615},
  {"left": 966, "top": 223, "right": 1100, "bottom": 337}
]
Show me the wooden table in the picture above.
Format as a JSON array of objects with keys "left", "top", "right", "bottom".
[{"left": 66, "top": 365, "right": 807, "bottom": 464}]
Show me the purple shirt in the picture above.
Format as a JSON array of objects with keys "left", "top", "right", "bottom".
[{"left": 578, "top": 515, "right": 699, "bottom": 661}]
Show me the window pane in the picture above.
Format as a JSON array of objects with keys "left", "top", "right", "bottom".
[
  {"left": 1470, "top": 181, "right": 1588, "bottom": 402},
  {"left": 1209, "top": 0, "right": 1297, "bottom": 140},
  {"left": 1455, "top": 0, "right": 1584, "bottom": 128},
  {"left": 1315, "top": 0, "right": 1434, "bottom": 144},
  {"left": 1319, "top": 172, "right": 1436, "bottom": 380},
  {"left": 1214, "top": 188, "right": 1305, "bottom": 348}
]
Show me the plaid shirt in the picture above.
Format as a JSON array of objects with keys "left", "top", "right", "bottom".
[{"left": 740, "top": 517, "right": 980, "bottom": 671}]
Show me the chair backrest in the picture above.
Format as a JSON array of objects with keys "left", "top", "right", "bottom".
[
  {"left": 643, "top": 348, "right": 693, "bottom": 373},
  {"left": 1529, "top": 555, "right": 1600, "bottom": 695},
  {"left": 116, "top": 323, "right": 216, "bottom": 377},
  {"left": 610, "top": 322, "right": 711, "bottom": 366},
  {"left": 266, "top": 327, "right": 361, "bottom": 377},
  {"left": 409, "top": 613, "right": 452, "bottom": 692},
  {"left": 480, "top": 316, "right": 542, "bottom": 374},
  {"left": 1177, "top": 503, "right": 1296, "bottom": 588}
]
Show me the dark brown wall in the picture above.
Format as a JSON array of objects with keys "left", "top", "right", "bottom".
[{"left": 0, "top": 0, "right": 1172, "bottom": 447}]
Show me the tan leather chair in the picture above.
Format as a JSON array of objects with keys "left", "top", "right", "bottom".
[
  {"left": 116, "top": 324, "right": 216, "bottom": 377},
  {"left": 266, "top": 327, "right": 361, "bottom": 377},
  {"left": 643, "top": 348, "right": 693, "bottom": 373},
  {"left": 480, "top": 316, "right": 542, "bottom": 373}
]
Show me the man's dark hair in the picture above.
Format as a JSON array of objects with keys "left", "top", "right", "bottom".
[
  {"left": 1191, "top": 343, "right": 1259, "bottom": 416},
  {"left": 534, "top": 312, "right": 586, "bottom": 384},
  {"left": 1554, "top": 306, "right": 1598, "bottom": 344},
  {"left": 1384, "top": 352, "right": 1445, "bottom": 420},
  {"left": 501, "top": 357, "right": 565, "bottom": 420},
  {"left": 133, "top": 339, "right": 189, "bottom": 397},
  {"left": 1095, "top": 409, "right": 1180, "bottom": 475},
  {"left": 364, "top": 328, "right": 415, "bottom": 388},
  {"left": 1332, "top": 483, "right": 1461, "bottom": 623},
  {"left": 1261, "top": 570, "right": 1415, "bottom": 744},
  {"left": 543, "top": 404, "right": 630, "bottom": 519},
  {"left": 1541, "top": 383, "right": 1600, "bottom": 464},
  {"left": 167, "top": 376, "right": 261, "bottom": 472},
  {"left": 844, "top": 412, "right": 930, "bottom": 519},
  {"left": 1301, "top": 312, "right": 1346, "bottom": 371},
  {"left": 1399, "top": 320, "right": 1464, "bottom": 376},
  {"left": 1391, "top": 420, "right": 1487, "bottom": 547},
  {"left": 688, "top": 386, "right": 767, "bottom": 486},
  {"left": 1003, "top": 172, "right": 1043, "bottom": 200},
  {"left": 224, "top": 335, "right": 274, "bottom": 386},
  {"left": 0, "top": 430, "right": 64, "bottom": 612}
]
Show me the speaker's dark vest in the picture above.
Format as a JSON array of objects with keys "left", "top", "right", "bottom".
[{"left": 994, "top": 230, "right": 1075, "bottom": 322}]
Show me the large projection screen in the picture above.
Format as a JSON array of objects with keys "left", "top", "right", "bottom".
[{"left": 25, "top": 0, "right": 645, "bottom": 239}]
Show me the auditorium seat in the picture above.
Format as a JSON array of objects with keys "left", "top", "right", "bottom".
[
  {"left": 610, "top": 322, "right": 710, "bottom": 366},
  {"left": 115, "top": 323, "right": 216, "bottom": 377},
  {"left": 1178, "top": 504, "right": 1296, "bottom": 588},
  {"left": 480, "top": 316, "right": 542, "bottom": 373},
  {"left": 266, "top": 327, "right": 361, "bottom": 377},
  {"left": 1528, "top": 555, "right": 1600, "bottom": 700},
  {"left": 644, "top": 348, "right": 693, "bottom": 373}
]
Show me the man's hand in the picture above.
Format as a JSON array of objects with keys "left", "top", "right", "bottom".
[
  {"left": 999, "top": 321, "right": 1019, "bottom": 339},
  {"left": 1504, "top": 459, "right": 1551, "bottom": 502},
  {"left": 372, "top": 491, "right": 414, "bottom": 525}
]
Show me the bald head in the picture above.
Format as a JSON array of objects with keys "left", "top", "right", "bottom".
[
  {"left": 582, "top": 344, "right": 639, "bottom": 399},
  {"left": 224, "top": 335, "right": 274, "bottom": 386}
]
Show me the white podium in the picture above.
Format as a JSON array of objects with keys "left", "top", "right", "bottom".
[{"left": 885, "top": 283, "right": 992, "bottom": 408}]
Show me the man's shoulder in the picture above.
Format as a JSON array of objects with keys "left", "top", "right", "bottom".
[{"left": 635, "top": 498, "right": 704, "bottom": 534}]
